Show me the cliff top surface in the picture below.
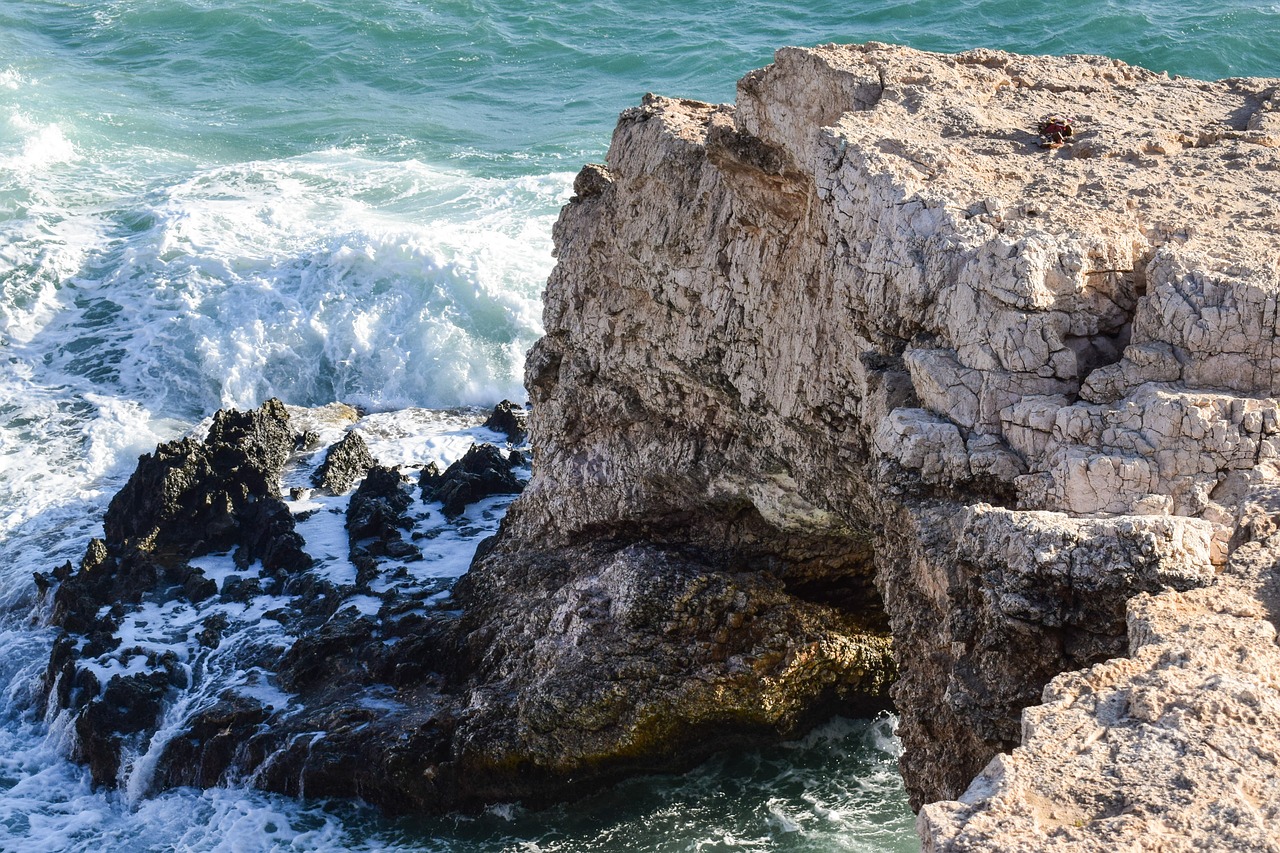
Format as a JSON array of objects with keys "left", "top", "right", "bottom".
[{"left": 737, "top": 42, "right": 1280, "bottom": 275}]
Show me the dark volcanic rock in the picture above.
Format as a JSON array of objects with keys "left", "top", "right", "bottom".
[
  {"left": 482, "top": 400, "right": 528, "bottom": 445},
  {"left": 50, "top": 400, "right": 311, "bottom": 639},
  {"left": 311, "top": 429, "right": 376, "bottom": 494},
  {"left": 347, "top": 465, "right": 420, "bottom": 575},
  {"left": 74, "top": 663, "right": 183, "bottom": 784},
  {"left": 154, "top": 694, "right": 271, "bottom": 790},
  {"left": 43, "top": 400, "right": 312, "bottom": 789},
  {"left": 422, "top": 444, "right": 524, "bottom": 517},
  {"left": 36, "top": 396, "right": 896, "bottom": 816},
  {"left": 278, "top": 609, "right": 380, "bottom": 692},
  {"left": 103, "top": 399, "right": 295, "bottom": 554},
  {"left": 348, "top": 466, "right": 412, "bottom": 537}
]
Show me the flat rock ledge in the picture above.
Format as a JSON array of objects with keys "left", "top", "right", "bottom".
[{"left": 487, "top": 42, "right": 1280, "bottom": 850}]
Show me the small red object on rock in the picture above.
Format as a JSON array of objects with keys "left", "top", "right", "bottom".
[{"left": 1037, "top": 114, "right": 1074, "bottom": 148}]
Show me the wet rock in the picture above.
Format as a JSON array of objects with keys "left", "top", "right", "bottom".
[
  {"left": 43, "top": 400, "right": 311, "bottom": 789},
  {"left": 347, "top": 465, "right": 420, "bottom": 571},
  {"left": 418, "top": 460, "right": 443, "bottom": 492},
  {"left": 101, "top": 399, "right": 294, "bottom": 555},
  {"left": 278, "top": 609, "right": 380, "bottom": 693},
  {"left": 482, "top": 400, "right": 528, "bottom": 445},
  {"left": 182, "top": 568, "right": 217, "bottom": 603},
  {"left": 74, "top": 668, "right": 176, "bottom": 784},
  {"left": 311, "top": 429, "right": 376, "bottom": 495},
  {"left": 197, "top": 612, "right": 229, "bottom": 649},
  {"left": 218, "top": 574, "right": 261, "bottom": 603},
  {"left": 423, "top": 444, "right": 524, "bottom": 517},
  {"left": 154, "top": 694, "right": 271, "bottom": 790},
  {"left": 348, "top": 466, "right": 412, "bottom": 537}
]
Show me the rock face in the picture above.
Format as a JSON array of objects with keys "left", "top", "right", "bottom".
[
  {"left": 919, "top": 539, "right": 1280, "bottom": 850},
  {"left": 471, "top": 42, "right": 1280, "bottom": 848},
  {"left": 38, "top": 44, "right": 1280, "bottom": 846}
]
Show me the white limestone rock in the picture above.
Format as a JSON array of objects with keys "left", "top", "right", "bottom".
[{"left": 480, "top": 41, "right": 1280, "bottom": 849}]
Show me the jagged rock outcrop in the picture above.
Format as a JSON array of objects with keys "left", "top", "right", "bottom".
[
  {"left": 47, "top": 394, "right": 877, "bottom": 813},
  {"left": 482, "top": 399, "right": 529, "bottom": 445},
  {"left": 43, "top": 400, "right": 312, "bottom": 783},
  {"left": 465, "top": 42, "right": 1280, "bottom": 848},
  {"left": 312, "top": 429, "right": 377, "bottom": 494},
  {"left": 422, "top": 443, "right": 526, "bottom": 517},
  {"left": 38, "top": 44, "right": 1280, "bottom": 845},
  {"left": 346, "top": 464, "right": 423, "bottom": 583}
]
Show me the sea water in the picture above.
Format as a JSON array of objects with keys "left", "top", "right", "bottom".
[{"left": 1, "top": 1, "right": 1277, "bottom": 850}]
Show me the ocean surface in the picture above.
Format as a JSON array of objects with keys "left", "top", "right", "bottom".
[{"left": 1, "top": 1, "right": 1277, "bottom": 850}]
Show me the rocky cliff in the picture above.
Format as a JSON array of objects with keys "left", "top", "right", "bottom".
[
  {"left": 484, "top": 43, "right": 1280, "bottom": 848},
  {"left": 38, "top": 42, "right": 1280, "bottom": 849}
]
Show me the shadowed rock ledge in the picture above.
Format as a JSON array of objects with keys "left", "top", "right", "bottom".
[{"left": 38, "top": 43, "right": 1280, "bottom": 848}]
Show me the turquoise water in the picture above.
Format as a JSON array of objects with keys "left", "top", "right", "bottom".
[{"left": 1, "top": 1, "right": 1278, "bottom": 850}]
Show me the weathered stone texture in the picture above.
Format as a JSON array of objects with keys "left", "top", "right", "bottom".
[
  {"left": 479, "top": 42, "right": 1280, "bottom": 848},
  {"left": 39, "top": 42, "right": 1280, "bottom": 840}
]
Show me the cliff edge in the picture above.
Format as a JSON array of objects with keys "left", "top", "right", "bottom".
[
  {"left": 36, "top": 42, "right": 1280, "bottom": 847},
  {"left": 485, "top": 43, "right": 1280, "bottom": 849}
]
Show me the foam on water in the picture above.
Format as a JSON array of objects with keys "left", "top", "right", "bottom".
[
  {"left": 4, "top": 149, "right": 564, "bottom": 414},
  {"left": 0, "top": 404, "right": 919, "bottom": 852},
  {"left": 2, "top": 115, "right": 77, "bottom": 173}
]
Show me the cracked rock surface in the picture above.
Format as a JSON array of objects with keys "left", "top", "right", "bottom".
[
  {"left": 38, "top": 42, "right": 1280, "bottom": 840},
  {"left": 472, "top": 42, "right": 1280, "bottom": 848}
]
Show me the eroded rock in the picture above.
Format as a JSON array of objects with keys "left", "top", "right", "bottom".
[
  {"left": 473, "top": 41, "right": 1280, "bottom": 847},
  {"left": 37, "top": 44, "right": 1280, "bottom": 844},
  {"left": 312, "top": 429, "right": 377, "bottom": 495},
  {"left": 482, "top": 399, "right": 529, "bottom": 445},
  {"left": 423, "top": 443, "right": 524, "bottom": 517}
]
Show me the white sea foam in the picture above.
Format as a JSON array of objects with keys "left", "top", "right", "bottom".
[
  {"left": 291, "top": 495, "right": 359, "bottom": 586},
  {"left": 1, "top": 151, "right": 567, "bottom": 424},
  {"left": 1, "top": 114, "right": 76, "bottom": 172},
  {"left": 0, "top": 386, "right": 184, "bottom": 609},
  {"left": 110, "top": 151, "right": 568, "bottom": 412},
  {"left": 0, "top": 143, "right": 561, "bottom": 615}
]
